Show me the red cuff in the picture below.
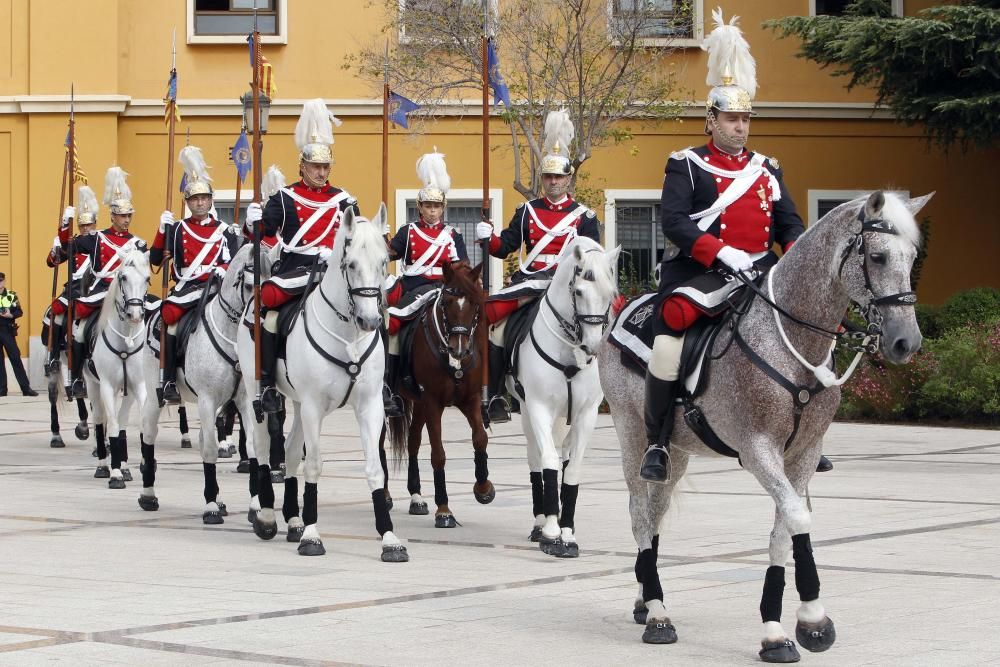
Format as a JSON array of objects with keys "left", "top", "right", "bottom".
[
  {"left": 782, "top": 240, "right": 795, "bottom": 254},
  {"left": 58, "top": 226, "right": 71, "bottom": 244},
  {"left": 690, "top": 234, "right": 724, "bottom": 267},
  {"left": 152, "top": 230, "right": 165, "bottom": 250},
  {"left": 488, "top": 235, "right": 501, "bottom": 255}
]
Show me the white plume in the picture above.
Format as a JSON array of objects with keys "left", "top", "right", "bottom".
[
  {"left": 102, "top": 167, "right": 131, "bottom": 205},
  {"left": 415, "top": 149, "right": 451, "bottom": 195},
  {"left": 179, "top": 145, "right": 213, "bottom": 184},
  {"left": 78, "top": 185, "right": 100, "bottom": 216},
  {"left": 295, "top": 98, "right": 337, "bottom": 150},
  {"left": 702, "top": 7, "right": 757, "bottom": 99},
  {"left": 542, "top": 108, "right": 574, "bottom": 158},
  {"left": 262, "top": 164, "right": 287, "bottom": 199}
]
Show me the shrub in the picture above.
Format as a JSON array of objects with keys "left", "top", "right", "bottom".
[
  {"left": 837, "top": 350, "right": 938, "bottom": 421},
  {"left": 914, "top": 303, "right": 941, "bottom": 340},
  {"left": 936, "top": 287, "right": 1000, "bottom": 335},
  {"left": 916, "top": 320, "right": 1000, "bottom": 423}
]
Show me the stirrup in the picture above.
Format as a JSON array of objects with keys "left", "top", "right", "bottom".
[
  {"left": 161, "top": 381, "right": 181, "bottom": 405},
  {"left": 69, "top": 378, "right": 87, "bottom": 400},
  {"left": 639, "top": 444, "right": 671, "bottom": 484},
  {"left": 44, "top": 358, "right": 61, "bottom": 376},
  {"left": 260, "top": 386, "right": 282, "bottom": 414},
  {"left": 487, "top": 396, "right": 511, "bottom": 424}
]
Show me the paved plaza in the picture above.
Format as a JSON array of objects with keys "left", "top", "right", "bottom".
[{"left": 0, "top": 388, "right": 998, "bottom": 666}]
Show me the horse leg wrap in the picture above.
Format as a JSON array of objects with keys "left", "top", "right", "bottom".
[
  {"left": 96, "top": 424, "right": 107, "bottom": 460},
  {"left": 558, "top": 483, "right": 579, "bottom": 530},
  {"left": 119, "top": 432, "right": 128, "bottom": 462},
  {"left": 792, "top": 533, "right": 820, "bottom": 602},
  {"left": 178, "top": 407, "right": 189, "bottom": 434},
  {"left": 247, "top": 458, "right": 260, "bottom": 497},
  {"left": 238, "top": 425, "right": 248, "bottom": 460},
  {"left": 636, "top": 548, "right": 664, "bottom": 602},
  {"left": 76, "top": 398, "right": 88, "bottom": 421},
  {"left": 407, "top": 456, "right": 421, "bottom": 496},
  {"left": 530, "top": 471, "right": 543, "bottom": 517},
  {"left": 109, "top": 437, "right": 122, "bottom": 469},
  {"left": 378, "top": 445, "right": 389, "bottom": 481},
  {"left": 215, "top": 415, "right": 225, "bottom": 443},
  {"left": 474, "top": 450, "right": 489, "bottom": 484},
  {"left": 268, "top": 412, "right": 285, "bottom": 467},
  {"left": 542, "top": 468, "right": 559, "bottom": 517},
  {"left": 372, "top": 489, "right": 393, "bottom": 536},
  {"left": 203, "top": 463, "right": 219, "bottom": 503},
  {"left": 257, "top": 465, "right": 275, "bottom": 508},
  {"left": 282, "top": 476, "right": 300, "bottom": 522},
  {"left": 302, "top": 482, "right": 318, "bottom": 526},
  {"left": 760, "top": 565, "right": 786, "bottom": 623},
  {"left": 433, "top": 468, "right": 448, "bottom": 508},
  {"left": 140, "top": 439, "right": 155, "bottom": 487}
]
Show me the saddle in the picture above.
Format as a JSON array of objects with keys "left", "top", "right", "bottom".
[
  {"left": 145, "top": 282, "right": 218, "bottom": 362},
  {"left": 391, "top": 288, "right": 440, "bottom": 396},
  {"left": 502, "top": 298, "right": 543, "bottom": 400}
]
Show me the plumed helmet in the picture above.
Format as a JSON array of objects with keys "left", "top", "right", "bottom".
[
  {"left": 261, "top": 164, "right": 287, "bottom": 200},
  {"left": 179, "top": 146, "right": 214, "bottom": 198},
  {"left": 103, "top": 166, "right": 135, "bottom": 215},
  {"left": 415, "top": 149, "right": 451, "bottom": 204},
  {"left": 540, "top": 109, "right": 574, "bottom": 176},
  {"left": 77, "top": 185, "right": 100, "bottom": 225},
  {"left": 295, "top": 98, "right": 339, "bottom": 165},
  {"left": 702, "top": 8, "right": 757, "bottom": 114}
]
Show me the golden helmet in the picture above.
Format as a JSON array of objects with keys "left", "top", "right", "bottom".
[
  {"left": 296, "top": 99, "right": 338, "bottom": 165},
  {"left": 103, "top": 166, "right": 135, "bottom": 215},
  {"left": 540, "top": 109, "right": 574, "bottom": 176},
  {"left": 415, "top": 149, "right": 450, "bottom": 204},
  {"left": 179, "top": 146, "right": 214, "bottom": 199},
  {"left": 77, "top": 185, "right": 100, "bottom": 225},
  {"left": 702, "top": 9, "right": 757, "bottom": 115}
]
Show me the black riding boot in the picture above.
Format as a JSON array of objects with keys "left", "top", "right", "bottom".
[
  {"left": 44, "top": 322, "right": 64, "bottom": 372},
  {"left": 383, "top": 354, "right": 404, "bottom": 418},
  {"left": 69, "top": 339, "right": 88, "bottom": 399},
  {"left": 259, "top": 329, "right": 282, "bottom": 414},
  {"left": 639, "top": 374, "right": 679, "bottom": 483},
  {"left": 486, "top": 342, "right": 511, "bottom": 424},
  {"left": 161, "top": 333, "right": 181, "bottom": 405}
]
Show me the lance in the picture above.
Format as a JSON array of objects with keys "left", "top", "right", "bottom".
[
  {"left": 479, "top": 3, "right": 492, "bottom": 415},
  {"left": 65, "top": 84, "right": 77, "bottom": 377},
  {"left": 159, "top": 29, "right": 178, "bottom": 403},
  {"left": 234, "top": 125, "right": 244, "bottom": 234},
  {"left": 48, "top": 142, "right": 71, "bottom": 365},
  {"left": 381, "top": 41, "right": 389, "bottom": 214},
  {"left": 251, "top": 11, "right": 265, "bottom": 422}
]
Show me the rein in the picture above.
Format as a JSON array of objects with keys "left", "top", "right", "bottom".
[
  {"left": 422, "top": 285, "right": 481, "bottom": 383},
  {"left": 101, "top": 279, "right": 145, "bottom": 397}
]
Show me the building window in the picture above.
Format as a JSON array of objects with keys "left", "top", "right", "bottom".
[
  {"left": 188, "top": 0, "right": 287, "bottom": 45},
  {"left": 810, "top": 0, "right": 903, "bottom": 17},
  {"left": 807, "top": 189, "right": 910, "bottom": 225},
  {"left": 609, "top": 0, "right": 703, "bottom": 46},
  {"left": 614, "top": 201, "right": 666, "bottom": 290}
]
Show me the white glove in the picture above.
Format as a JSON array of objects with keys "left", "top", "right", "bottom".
[
  {"left": 52, "top": 235, "right": 62, "bottom": 250},
  {"left": 476, "top": 221, "right": 494, "bottom": 241},
  {"left": 213, "top": 265, "right": 227, "bottom": 279},
  {"left": 159, "top": 210, "right": 175, "bottom": 234},
  {"left": 318, "top": 247, "right": 333, "bottom": 264},
  {"left": 245, "top": 202, "right": 263, "bottom": 224},
  {"left": 61, "top": 206, "right": 75, "bottom": 228},
  {"left": 716, "top": 246, "right": 754, "bottom": 273}
]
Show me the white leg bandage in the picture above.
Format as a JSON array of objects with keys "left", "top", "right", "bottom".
[
  {"left": 649, "top": 334, "right": 684, "bottom": 381},
  {"left": 387, "top": 333, "right": 400, "bottom": 355}
]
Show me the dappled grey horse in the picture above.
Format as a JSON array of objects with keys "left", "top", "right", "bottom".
[{"left": 599, "top": 191, "right": 929, "bottom": 661}]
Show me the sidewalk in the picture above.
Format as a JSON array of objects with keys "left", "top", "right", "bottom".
[{"left": 0, "top": 392, "right": 997, "bottom": 666}]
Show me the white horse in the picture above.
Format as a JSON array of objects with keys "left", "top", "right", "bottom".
[
  {"left": 138, "top": 243, "right": 269, "bottom": 516},
  {"left": 598, "top": 192, "right": 929, "bottom": 658},
  {"left": 506, "top": 237, "right": 620, "bottom": 557},
  {"left": 237, "top": 204, "right": 408, "bottom": 562},
  {"left": 83, "top": 249, "right": 150, "bottom": 489}
]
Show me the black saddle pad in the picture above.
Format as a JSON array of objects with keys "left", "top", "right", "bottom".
[{"left": 503, "top": 297, "right": 542, "bottom": 377}]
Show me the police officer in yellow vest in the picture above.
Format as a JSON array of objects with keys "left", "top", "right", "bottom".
[{"left": 0, "top": 272, "right": 38, "bottom": 397}]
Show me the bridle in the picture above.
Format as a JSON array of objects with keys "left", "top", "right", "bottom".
[
  {"left": 102, "top": 265, "right": 146, "bottom": 397},
  {"left": 326, "top": 236, "right": 384, "bottom": 324},
  {"left": 425, "top": 284, "right": 482, "bottom": 379}
]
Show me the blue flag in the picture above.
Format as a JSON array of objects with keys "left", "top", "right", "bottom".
[
  {"left": 231, "top": 129, "right": 252, "bottom": 184},
  {"left": 388, "top": 91, "right": 421, "bottom": 129},
  {"left": 487, "top": 40, "right": 511, "bottom": 108},
  {"left": 179, "top": 172, "right": 187, "bottom": 194}
]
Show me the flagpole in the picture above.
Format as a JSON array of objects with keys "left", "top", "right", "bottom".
[
  {"left": 480, "top": 1, "right": 491, "bottom": 416},
  {"left": 50, "top": 95, "right": 73, "bottom": 366},
  {"left": 159, "top": 30, "right": 178, "bottom": 402},
  {"left": 65, "top": 84, "right": 77, "bottom": 379},
  {"left": 381, "top": 41, "right": 390, "bottom": 213},
  {"left": 251, "top": 10, "right": 265, "bottom": 422}
]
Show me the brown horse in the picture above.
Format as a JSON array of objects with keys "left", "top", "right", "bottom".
[{"left": 385, "top": 261, "right": 495, "bottom": 527}]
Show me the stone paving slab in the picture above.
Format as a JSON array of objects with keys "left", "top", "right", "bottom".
[{"left": 0, "top": 392, "right": 998, "bottom": 666}]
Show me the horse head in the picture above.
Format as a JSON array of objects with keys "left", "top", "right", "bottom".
[
  {"left": 102, "top": 248, "right": 150, "bottom": 328},
  {"left": 438, "top": 261, "right": 485, "bottom": 360},
  {"left": 840, "top": 191, "right": 932, "bottom": 364},
  {"left": 551, "top": 237, "right": 621, "bottom": 357},
  {"left": 335, "top": 204, "right": 389, "bottom": 333}
]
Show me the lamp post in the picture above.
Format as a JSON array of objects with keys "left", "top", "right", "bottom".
[{"left": 241, "top": 92, "right": 271, "bottom": 135}]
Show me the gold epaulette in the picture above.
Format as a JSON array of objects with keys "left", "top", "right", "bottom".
[{"left": 669, "top": 147, "right": 694, "bottom": 160}]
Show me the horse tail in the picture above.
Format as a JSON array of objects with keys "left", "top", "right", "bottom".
[{"left": 388, "top": 401, "right": 412, "bottom": 471}]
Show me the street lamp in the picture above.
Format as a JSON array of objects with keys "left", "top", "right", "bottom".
[{"left": 240, "top": 91, "right": 271, "bottom": 134}]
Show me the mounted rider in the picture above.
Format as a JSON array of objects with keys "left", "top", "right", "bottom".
[
  {"left": 475, "top": 109, "right": 601, "bottom": 423},
  {"left": 638, "top": 13, "right": 806, "bottom": 483},
  {"left": 44, "top": 185, "right": 98, "bottom": 378},
  {"left": 152, "top": 146, "right": 242, "bottom": 405},
  {"left": 63, "top": 171, "right": 148, "bottom": 398},
  {"left": 384, "top": 150, "right": 470, "bottom": 416},
  {"left": 244, "top": 99, "right": 360, "bottom": 414}
]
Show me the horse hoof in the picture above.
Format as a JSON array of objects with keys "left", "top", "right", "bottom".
[
  {"left": 796, "top": 617, "right": 836, "bottom": 653},
  {"left": 121, "top": 469, "right": 133, "bottom": 482},
  {"left": 385, "top": 496, "right": 393, "bottom": 512},
  {"left": 138, "top": 495, "right": 159, "bottom": 512},
  {"left": 227, "top": 443, "right": 237, "bottom": 456},
  {"left": 270, "top": 469, "right": 285, "bottom": 483},
  {"left": 202, "top": 510, "right": 224, "bottom": 524},
  {"left": 181, "top": 437, "right": 192, "bottom": 449},
  {"left": 538, "top": 536, "right": 564, "bottom": 557},
  {"left": 381, "top": 544, "right": 409, "bottom": 563},
  {"left": 759, "top": 639, "right": 801, "bottom": 663},
  {"left": 108, "top": 478, "right": 126, "bottom": 490},
  {"left": 474, "top": 484, "right": 496, "bottom": 505},
  {"left": 217, "top": 447, "right": 233, "bottom": 459},
  {"left": 75, "top": 423, "right": 89, "bottom": 441},
  {"left": 50, "top": 435, "right": 65, "bottom": 449},
  {"left": 297, "top": 539, "right": 325, "bottom": 556},
  {"left": 252, "top": 516, "right": 278, "bottom": 541},
  {"left": 409, "top": 501, "right": 429, "bottom": 516},
  {"left": 247, "top": 508, "right": 258, "bottom": 525},
  {"left": 642, "top": 620, "right": 678, "bottom": 645},
  {"left": 434, "top": 514, "right": 457, "bottom": 528},
  {"left": 94, "top": 466, "right": 110, "bottom": 479},
  {"left": 556, "top": 541, "right": 579, "bottom": 558},
  {"left": 633, "top": 606, "right": 648, "bottom": 626},
  {"left": 529, "top": 526, "right": 543, "bottom": 542},
  {"left": 91, "top": 447, "right": 99, "bottom": 458},
  {"left": 215, "top": 502, "right": 227, "bottom": 516},
  {"left": 236, "top": 460, "right": 250, "bottom": 473},
  {"left": 287, "top": 525, "right": 304, "bottom": 542}
]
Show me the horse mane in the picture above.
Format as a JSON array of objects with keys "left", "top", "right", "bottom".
[
  {"left": 445, "top": 261, "right": 486, "bottom": 303},
  {"left": 800, "top": 192, "right": 921, "bottom": 249},
  {"left": 341, "top": 214, "right": 388, "bottom": 265},
  {"left": 97, "top": 249, "right": 149, "bottom": 331},
  {"left": 555, "top": 236, "right": 617, "bottom": 300}
]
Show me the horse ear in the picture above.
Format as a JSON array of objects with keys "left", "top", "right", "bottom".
[
  {"left": 470, "top": 261, "right": 484, "bottom": 283},
  {"left": 904, "top": 192, "right": 935, "bottom": 217},
  {"left": 864, "top": 191, "right": 885, "bottom": 219},
  {"left": 606, "top": 244, "right": 623, "bottom": 268},
  {"left": 373, "top": 202, "right": 389, "bottom": 234},
  {"left": 574, "top": 242, "right": 584, "bottom": 261},
  {"left": 342, "top": 207, "right": 356, "bottom": 232}
]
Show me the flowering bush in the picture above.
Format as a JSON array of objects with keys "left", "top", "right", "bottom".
[
  {"left": 838, "top": 349, "right": 938, "bottom": 421},
  {"left": 915, "top": 319, "right": 1000, "bottom": 423}
]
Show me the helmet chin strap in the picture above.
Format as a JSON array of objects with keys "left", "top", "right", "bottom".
[
  {"left": 708, "top": 110, "right": 748, "bottom": 154},
  {"left": 543, "top": 182, "right": 569, "bottom": 200}
]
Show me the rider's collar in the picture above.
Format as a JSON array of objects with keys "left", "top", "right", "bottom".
[
  {"left": 188, "top": 214, "right": 214, "bottom": 225},
  {"left": 417, "top": 216, "right": 443, "bottom": 229},
  {"left": 543, "top": 195, "right": 573, "bottom": 211},
  {"left": 106, "top": 227, "right": 129, "bottom": 237},
  {"left": 707, "top": 140, "right": 749, "bottom": 164},
  {"left": 299, "top": 180, "right": 330, "bottom": 194}
]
